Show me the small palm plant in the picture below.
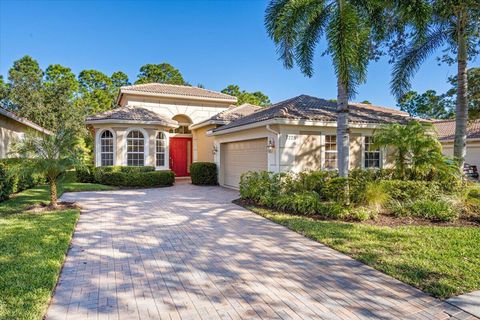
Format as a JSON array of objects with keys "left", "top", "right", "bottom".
[
  {"left": 11, "top": 129, "right": 82, "bottom": 207},
  {"left": 372, "top": 121, "right": 447, "bottom": 179}
]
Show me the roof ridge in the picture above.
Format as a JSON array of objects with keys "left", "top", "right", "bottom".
[{"left": 120, "top": 82, "right": 236, "bottom": 99}]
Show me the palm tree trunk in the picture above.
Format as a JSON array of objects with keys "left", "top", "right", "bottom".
[
  {"left": 49, "top": 178, "right": 58, "bottom": 207},
  {"left": 453, "top": 10, "right": 468, "bottom": 170},
  {"left": 337, "top": 79, "right": 350, "bottom": 177}
]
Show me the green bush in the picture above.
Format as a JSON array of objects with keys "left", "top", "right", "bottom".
[
  {"left": 316, "top": 201, "right": 348, "bottom": 219},
  {"left": 94, "top": 168, "right": 174, "bottom": 187},
  {"left": 95, "top": 166, "right": 155, "bottom": 174},
  {"left": 409, "top": 199, "right": 459, "bottom": 222},
  {"left": 347, "top": 207, "right": 377, "bottom": 221},
  {"left": 0, "top": 159, "right": 45, "bottom": 201},
  {"left": 380, "top": 180, "right": 439, "bottom": 202},
  {"left": 297, "top": 170, "right": 337, "bottom": 195},
  {"left": 76, "top": 165, "right": 95, "bottom": 183},
  {"left": 240, "top": 171, "right": 283, "bottom": 205},
  {"left": 323, "top": 177, "right": 349, "bottom": 203},
  {"left": 238, "top": 169, "right": 461, "bottom": 222},
  {"left": 190, "top": 162, "right": 217, "bottom": 185},
  {"left": 0, "top": 162, "right": 15, "bottom": 201}
]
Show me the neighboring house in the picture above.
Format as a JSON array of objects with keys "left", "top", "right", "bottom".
[
  {"left": 434, "top": 119, "right": 480, "bottom": 169},
  {"left": 0, "top": 106, "right": 52, "bottom": 158},
  {"left": 87, "top": 85, "right": 417, "bottom": 188},
  {"left": 209, "top": 95, "right": 415, "bottom": 188}
]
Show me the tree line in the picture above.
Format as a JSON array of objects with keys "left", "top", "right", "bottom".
[{"left": 0, "top": 56, "right": 271, "bottom": 134}]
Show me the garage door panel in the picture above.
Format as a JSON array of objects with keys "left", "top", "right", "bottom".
[{"left": 222, "top": 138, "right": 268, "bottom": 188}]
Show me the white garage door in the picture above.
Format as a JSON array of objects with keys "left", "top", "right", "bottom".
[{"left": 222, "top": 138, "right": 268, "bottom": 188}]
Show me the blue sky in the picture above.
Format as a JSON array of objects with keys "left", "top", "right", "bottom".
[{"left": 0, "top": 0, "right": 471, "bottom": 108}]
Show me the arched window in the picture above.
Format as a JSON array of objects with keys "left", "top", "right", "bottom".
[
  {"left": 156, "top": 132, "right": 166, "bottom": 167},
  {"left": 100, "top": 130, "right": 114, "bottom": 166},
  {"left": 127, "top": 130, "right": 145, "bottom": 166},
  {"left": 169, "top": 114, "right": 192, "bottom": 134}
]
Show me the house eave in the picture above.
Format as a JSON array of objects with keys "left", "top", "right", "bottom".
[
  {"left": 189, "top": 119, "right": 228, "bottom": 130},
  {"left": 85, "top": 119, "right": 179, "bottom": 128},
  {"left": 0, "top": 107, "right": 53, "bottom": 135},
  {"left": 208, "top": 118, "right": 383, "bottom": 136}
]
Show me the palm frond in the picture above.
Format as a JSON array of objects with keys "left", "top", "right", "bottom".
[
  {"left": 391, "top": 28, "right": 447, "bottom": 100},
  {"left": 294, "top": 2, "right": 331, "bottom": 77},
  {"left": 327, "top": 2, "right": 370, "bottom": 98},
  {"left": 265, "top": 0, "right": 323, "bottom": 69}
]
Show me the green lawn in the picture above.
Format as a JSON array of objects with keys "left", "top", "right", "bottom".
[
  {"left": 0, "top": 173, "right": 114, "bottom": 320},
  {"left": 247, "top": 205, "right": 480, "bottom": 299}
]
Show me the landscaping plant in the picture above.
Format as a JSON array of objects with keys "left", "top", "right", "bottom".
[
  {"left": 190, "top": 162, "right": 218, "bottom": 185},
  {"left": 10, "top": 129, "right": 82, "bottom": 207}
]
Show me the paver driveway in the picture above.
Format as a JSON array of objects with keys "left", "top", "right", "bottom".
[{"left": 47, "top": 184, "right": 475, "bottom": 320}]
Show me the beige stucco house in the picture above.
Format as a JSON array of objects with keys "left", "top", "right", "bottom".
[
  {"left": 209, "top": 95, "right": 415, "bottom": 188},
  {"left": 86, "top": 83, "right": 254, "bottom": 177},
  {"left": 0, "top": 106, "right": 52, "bottom": 158},
  {"left": 434, "top": 119, "right": 480, "bottom": 169},
  {"left": 87, "top": 85, "right": 417, "bottom": 188}
]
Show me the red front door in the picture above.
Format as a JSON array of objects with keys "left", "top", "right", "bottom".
[{"left": 169, "top": 137, "right": 192, "bottom": 177}]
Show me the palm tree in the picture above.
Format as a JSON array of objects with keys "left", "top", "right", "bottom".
[
  {"left": 373, "top": 121, "right": 446, "bottom": 179},
  {"left": 265, "top": 0, "right": 385, "bottom": 178},
  {"left": 391, "top": 0, "right": 480, "bottom": 169},
  {"left": 11, "top": 129, "right": 82, "bottom": 206}
]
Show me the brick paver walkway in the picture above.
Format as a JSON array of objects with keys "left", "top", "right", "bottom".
[{"left": 47, "top": 184, "right": 476, "bottom": 320}]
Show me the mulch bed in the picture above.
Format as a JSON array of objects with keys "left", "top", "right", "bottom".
[
  {"left": 26, "top": 201, "right": 79, "bottom": 213},
  {"left": 233, "top": 198, "right": 480, "bottom": 228}
]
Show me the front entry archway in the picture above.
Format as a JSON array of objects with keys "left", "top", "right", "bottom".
[{"left": 169, "top": 137, "right": 192, "bottom": 177}]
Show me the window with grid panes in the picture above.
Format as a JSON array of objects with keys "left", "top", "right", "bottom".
[
  {"left": 127, "top": 130, "right": 145, "bottom": 166},
  {"left": 100, "top": 130, "right": 114, "bottom": 166}
]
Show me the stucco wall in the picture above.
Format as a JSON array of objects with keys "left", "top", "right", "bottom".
[
  {"left": 278, "top": 125, "right": 385, "bottom": 172},
  {"left": 192, "top": 124, "right": 217, "bottom": 163},
  {"left": 0, "top": 114, "right": 31, "bottom": 158},
  {"left": 441, "top": 141, "right": 480, "bottom": 168},
  {"left": 120, "top": 94, "right": 231, "bottom": 125}
]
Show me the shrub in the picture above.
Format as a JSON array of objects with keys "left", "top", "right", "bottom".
[
  {"left": 0, "top": 159, "right": 45, "bottom": 202},
  {"left": 409, "top": 199, "right": 459, "bottom": 222},
  {"left": 297, "top": 170, "right": 337, "bottom": 195},
  {"left": 347, "top": 207, "right": 377, "bottom": 221},
  {"left": 316, "top": 202, "right": 348, "bottom": 219},
  {"left": 323, "top": 177, "right": 349, "bottom": 203},
  {"left": 348, "top": 169, "right": 379, "bottom": 204},
  {"left": 76, "top": 165, "right": 95, "bottom": 183},
  {"left": 380, "top": 180, "right": 439, "bottom": 202},
  {"left": 94, "top": 168, "right": 174, "bottom": 187},
  {"left": 290, "top": 191, "right": 320, "bottom": 215},
  {"left": 190, "top": 162, "right": 217, "bottom": 185},
  {"left": 0, "top": 162, "right": 15, "bottom": 201},
  {"left": 364, "top": 182, "right": 390, "bottom": 210},
  {"left": 240, "top": 171, "right": 283, "bottom": 204}
]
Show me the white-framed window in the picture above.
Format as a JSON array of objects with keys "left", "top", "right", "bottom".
[
  {"left": 324, "top": 135, "right": 337, "bottom": 169},
  {"left": 156, "top": 132, "right": 166, "bottom": 167},
  {"left": 126, "top": 130, "right": 145, "bottom": 166},
  {"left": 364, "top": 136, "right": 381, "bottom": 168},
  {"left": 100, "top": 130, "right": 114, "bottom": 166}
]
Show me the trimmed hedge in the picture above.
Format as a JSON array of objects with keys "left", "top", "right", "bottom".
[
  {"left": 190, "top": 162, "right": 217, "bottom": 185},
  {"left": 76, "top": 165, "right": 95, "bottom": 183},
  {"left": 93, "top": 166, "right": 174, "bottom": 187}
]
